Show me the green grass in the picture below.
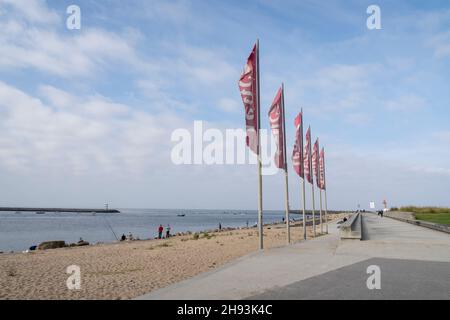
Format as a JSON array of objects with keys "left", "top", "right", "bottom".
[
  {"left": 399, "top": 206, "right": 450, "bottom": 225},
  {"left": 414, "top": 213, "right": 450, "bottom": 225},
  {"left": 399, "top": 206, "right": 450, "bottom": 214}
]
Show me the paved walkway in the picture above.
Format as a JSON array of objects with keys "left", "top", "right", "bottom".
[{"left": 137, "top": 213, "right": 450, "bottom": 300}]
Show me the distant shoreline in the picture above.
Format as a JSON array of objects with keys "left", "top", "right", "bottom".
[{"left": 0, "top": 207, "right": 120, "bottom": 213}]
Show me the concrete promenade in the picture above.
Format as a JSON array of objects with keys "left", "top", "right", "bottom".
[{"left": 138, "top": 213, "right": 450, "bottom": 300}]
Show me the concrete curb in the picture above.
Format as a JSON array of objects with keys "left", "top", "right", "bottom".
[
  {"left": 340, "top": 212, "right": 362, "bottom": 240},
  {"left": 385, "top": 213, "right": 450, "bottom": 234}
]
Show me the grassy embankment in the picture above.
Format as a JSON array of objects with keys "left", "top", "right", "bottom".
[{"left": 392, "top": 206, "right": 450, "bottom": 225}]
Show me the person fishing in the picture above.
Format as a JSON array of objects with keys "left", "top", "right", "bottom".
[
  {"left": 158, "top": 224, "right": 164, "bottom": 239},
  {"left": 166, "top": 225, "right": 171, "bottom": 238}
]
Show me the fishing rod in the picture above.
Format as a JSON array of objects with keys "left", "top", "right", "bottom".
[{"left": 102, "top": 214, "right": 119, "bottom": 241}]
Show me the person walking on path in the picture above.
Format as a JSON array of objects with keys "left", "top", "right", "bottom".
[{"left": 158, "top": 224, "right": 164, "bottom": 239}]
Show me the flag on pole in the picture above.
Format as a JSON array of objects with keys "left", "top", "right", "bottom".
[
  {"left": 239, "top": 41, "right": 263, "bottom": 250},
  {"left": 238, "top": 44, "right": 259, "bottom": 155},
  {"left": 268, "top": 87, "right": 286, "bottom": 169},
  {"left": 304, "top": 126, "right": 312, "bottom": 183},
  {"left": 313, "top": 138, "right": 320, "bottom": 188},
  {"left": 292, "top": 112, "right": 304, "bottom": 177},
  {"left": 319, "top": 147, "right": 326, "bottom": 190}
]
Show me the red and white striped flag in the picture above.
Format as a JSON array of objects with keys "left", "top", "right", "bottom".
[
  {"left": 319, "top": 147, "right": 326, "bottom": 190},
  {"left": 304, "top": 126, "right": 312, "bottom": 184},
  {"left": 292, "top": 112, "right": 303, "bottom": 177},
  {"left": 313, "top": 138, "right": 320, "bottom": 188},
  {"left": 238, "top": 44, "right": 259, "bottom": 155},
  {"left": 268, "top": 87, "right": 285, "bottom": 169}
]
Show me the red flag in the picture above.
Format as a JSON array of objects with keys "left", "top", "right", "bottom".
[
  {"left": 268, "top": 87, "right": 285, "bottom": 169},
  {"left": 304, "top": 126, "right": 312, "bottom": 184},
  {"left": 319, "top": 147, "right": 326, "bottom": 190},
  {"left": 292, "top": 112, "right": 303, "bottom": 177},
  {"left": 313, "top": 138, "right": 320, "bottom": 188},
  {"left": 238, "top": 44, "right": 259, "bottom": 155}
]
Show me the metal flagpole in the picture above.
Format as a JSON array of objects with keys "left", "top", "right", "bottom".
[
  {"left": 324, "top": 189, "right": 328, "bottom": 234},
  {"left": 323, "top": 148, "right": 328, "bottom": 234},
  {"left": 302, "top": 171, "right": 307, "bottom": 240},
  {"left": 309, "top": 128, "right": 316, "bottom": 237},
  {"left": 301, "top": 109, "right": 306, "bottom": 241},
  {"left": 317, "top": 141, "right": 323, "bottom": 234},
  {"left": 319, "top": 187, "right": 323, "bottom": 234},
  {"left": 256, "top": 39, "right": 263, "bottom": 250},
  {"left": 281, "top": 83, "right": 290, "bottom": 244}
]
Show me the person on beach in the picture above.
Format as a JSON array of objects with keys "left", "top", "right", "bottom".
[
  {"left": 166, "top": 225, "right": 171, "bottom": 238},
  {"left": 219, "top": 223, "right": 222, "bottom": 231},
  {"left": 128, "top": 232, "right": 134, "bottom": 241},
  {"left": 120, "top": 234, "right": 126, "bottom": 241},
  {"left": 158, "top": 225, "right": 164, "bottom": 239}
]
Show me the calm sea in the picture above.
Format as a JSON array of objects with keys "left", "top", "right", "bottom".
[{"left": 0, "top": 209, "right": 302, "bottom": 252}]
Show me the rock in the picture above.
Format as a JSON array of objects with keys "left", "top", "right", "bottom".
[{"left": 37, "top": 241, "right": 66, "bottom": 250}]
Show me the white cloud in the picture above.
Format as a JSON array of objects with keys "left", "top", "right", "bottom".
[
  {"left": 38, "top": 85, "right": 74, "bottom": 108},
  {"left": 0, "top": 2, "right": 151, "bottom": 78},
  {"left": 433, "top": 131, "right": 450, "bottom": 143},
  {"left": 0, "top": 0, "right": 60, "bottom": 25},
  {"left": 385, "top": 94, "right": 427, "bottom": 112},
  {"left": 429, "top": 30, "right": 450, "bottom": 58},
  {"left": 0, "top": 81, "right": 186, "bottom": 176},
  {"left": 218, "top": 98, "right": 240, "bottom": 113},
  {"left": 296, "top": 64, "right": 378, "bottom": 114},
  {"left": 344, "top": 112, "right": 370, "bottom": 126}
]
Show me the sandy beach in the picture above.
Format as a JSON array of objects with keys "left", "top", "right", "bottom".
[{"left": 0, "top": 214, "right": 345, "bottom": 300}]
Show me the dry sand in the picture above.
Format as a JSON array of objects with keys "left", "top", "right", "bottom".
[{"left": 0, "top": 214, "right": 345, "bottom": 300}]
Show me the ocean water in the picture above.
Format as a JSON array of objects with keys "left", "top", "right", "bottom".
[{"left": 0, "top": 209, "right": 301, "bottom": 252}]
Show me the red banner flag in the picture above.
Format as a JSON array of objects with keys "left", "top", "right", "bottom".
[
  {"left": 238, "top": 44, "right": 259, "bottom": 155},
  {"left": 319, "top": 147, "right": 326, "bottom": 190},
  {"left": 268, "top": 87, "right": 285, "bottom": 169},
  {"left": 292, "top": 112, "right": 303, "bottom": 177},
  {"left": 304, "top": 126, "right": 312, "bottom": 184},
  {"left": 313, "top": 138, "right": 320, "bottom": 188}
]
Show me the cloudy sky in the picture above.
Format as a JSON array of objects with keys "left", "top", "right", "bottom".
[{"left": 0, "top": 0, "right": 449, "bottom": 210}]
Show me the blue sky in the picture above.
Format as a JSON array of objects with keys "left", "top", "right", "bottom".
[{"left": 0, "top": 0, "right": 449, "bottom": 210}]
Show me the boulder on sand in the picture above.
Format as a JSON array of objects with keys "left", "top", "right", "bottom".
[{"left": 37, "top": 241, "right": 66, "bottom": 250}]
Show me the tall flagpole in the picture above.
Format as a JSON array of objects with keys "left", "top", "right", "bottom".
[
  {"left": 323, "top": 148, "right": 328, "bottom": 234},
  {"left": 309, "top": 128, "right": 316, "bottom": 237},
  {"left": 302, "top": 175, "right": 307, "bottom": 240},
  {"left": 319, "top": 186, "right": 323, "bottom": 234},
  {"left": 301, "top": 109, "right": 307, "bottom": 241},
  {"left": 256, "top": 39, "right": 263, "bottom": 250},
  {"left": 281, "top": 83, "right": 290, "bottom": 244},
  {"left": 317, "top": 140, "right": 323, "bottom": 234},
  {"left": 324, "top": 189, "right": 328, "bottom": 234}
]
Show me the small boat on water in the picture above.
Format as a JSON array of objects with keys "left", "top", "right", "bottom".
[
  {"left": 35, "top": 211, "right": 46, "bottom": 215},
  {"left": 177, "top": 214, "right": 186, "bottom": 217}
]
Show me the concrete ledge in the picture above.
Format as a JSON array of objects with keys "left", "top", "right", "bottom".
[
  {"left": 340, "top": 213, "right": 362, "bottom": 240},
  {"left": 385, "top": 213, "right": 450, "bottom": 234}
]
